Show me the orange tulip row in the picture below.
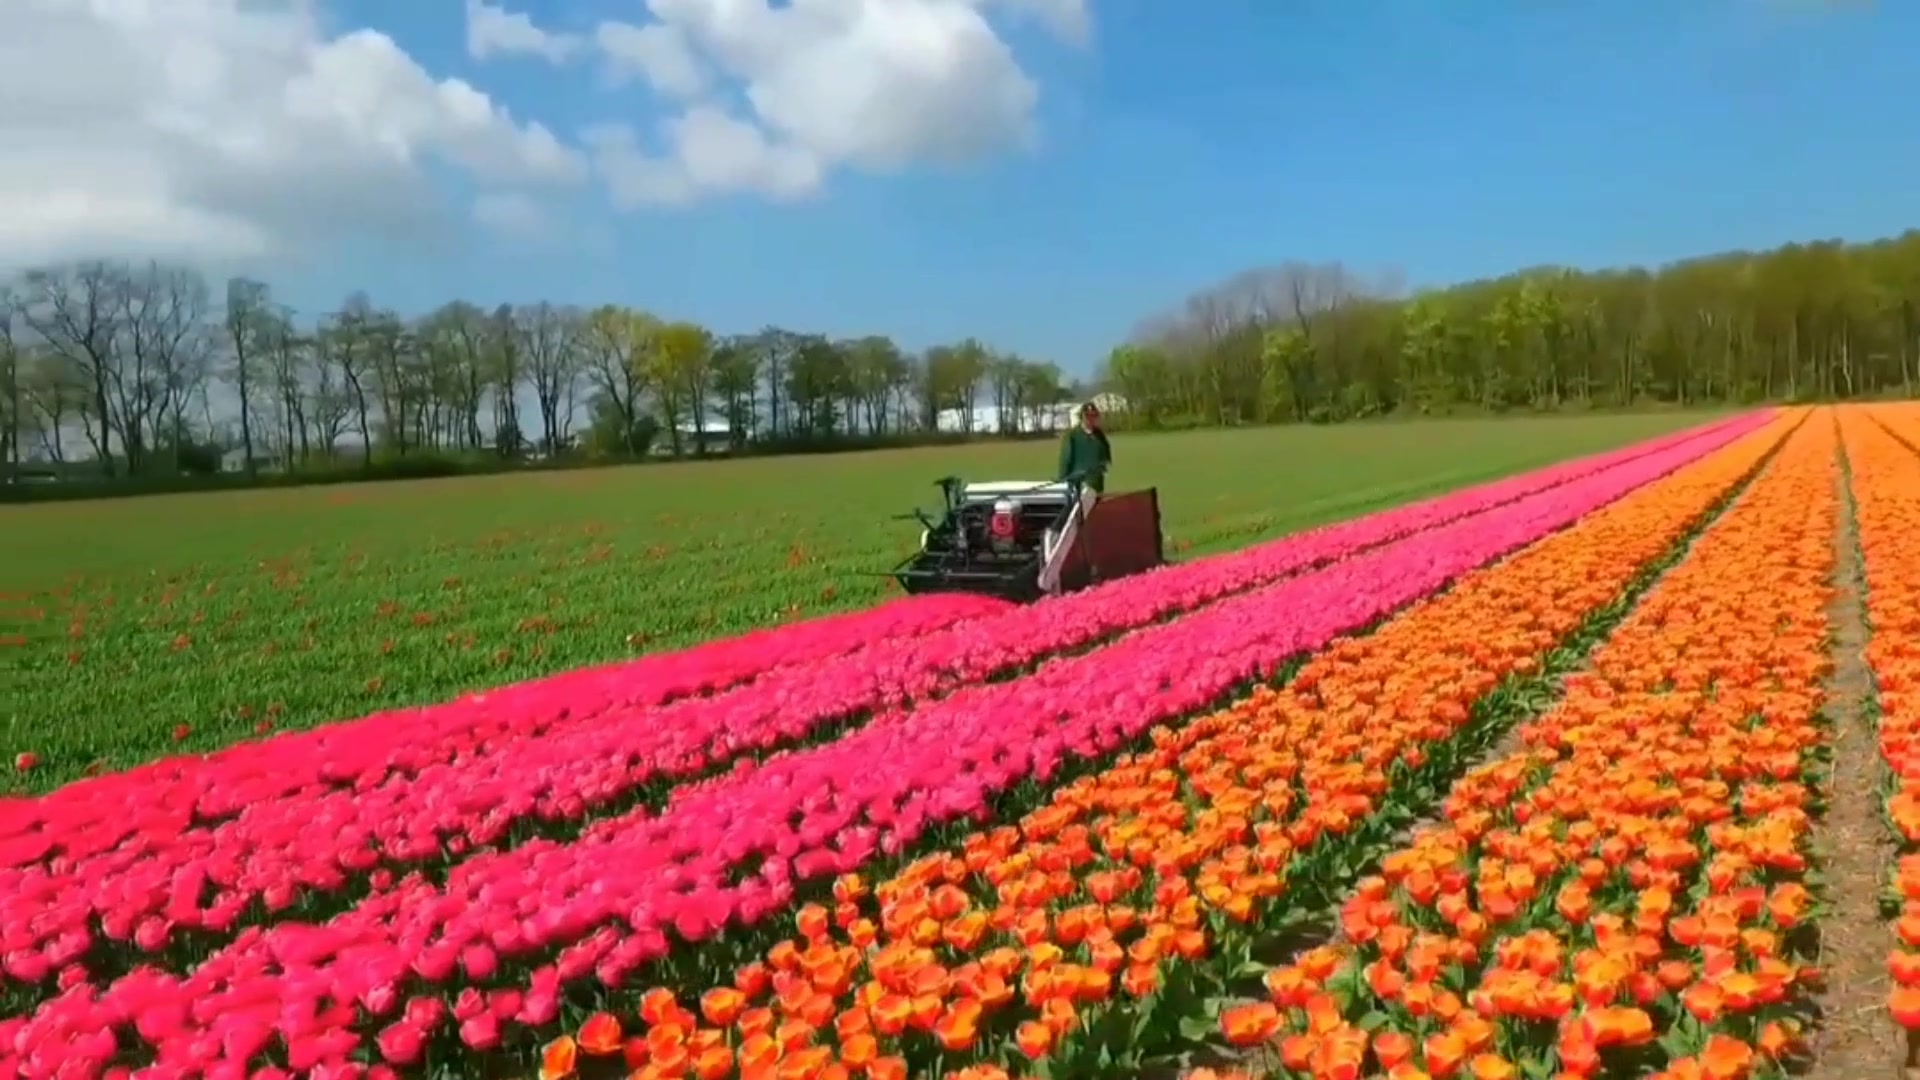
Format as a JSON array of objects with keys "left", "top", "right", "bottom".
[
  {"left": 1248, "top": 412, "right": 1839, "bottom": 1080},
  {"left": 528, "top": 415, "right": 1797, "bottom": 1080},
  {"left": 1834, "top": 405, "right": 1920, "bottom": 1035}
]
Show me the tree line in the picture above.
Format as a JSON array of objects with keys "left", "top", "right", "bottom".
[
  {"left": 1104, "top": 229, "right": 1920, "bottom": 426},
  {"left": 0, "top": 266, "right": 1080, "bottom": 484},
  {"left": 4, "top": 227, "right": 1918, "bottom": 489}
]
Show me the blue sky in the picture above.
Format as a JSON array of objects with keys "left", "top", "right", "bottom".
[{"left": 270, "top": 0, "right": 1912, "bottom": 377}]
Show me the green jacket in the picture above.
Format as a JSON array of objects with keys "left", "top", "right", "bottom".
[{"left": 1056, "top": 426, "right": 1112, "bottom": 493}]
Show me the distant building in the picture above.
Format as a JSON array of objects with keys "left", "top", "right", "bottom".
[
  {"left": 932, "top": 396, "right": 1126, "bottom": 435},
  {"left": 219, "top": 448, "right": 280, "bottom": 474},
  {"left": 654, "top": 418, "right": 733, "bottom": 456},
  {"left": 934, "top": 405, "right": 1005, "bottom": 434}
]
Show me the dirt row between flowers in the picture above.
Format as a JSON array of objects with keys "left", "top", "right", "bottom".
[
  {"left": 0, "top": 418, "right": 1774, "bottom": 1021},
  {"left": 1202, "top": 408, "right": 1843, "bottom": 1080},
  {"left": 0, "top": 428, "right": 1796, "bottom": 1075},
  {"left": 1797, "top": 407, "right": 1904, "bottom": 1080},
  {"left": 1811, "top": 402, "right": 1920, "bottom": 1080},
  {"left": 484, "top": 418, "right": 1803, "bottom": 1080}
]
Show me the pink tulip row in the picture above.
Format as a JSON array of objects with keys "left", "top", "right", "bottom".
[
  {"left": 0, "top": 414, "right": 1748, "bottom": 872},
  {"left": 0, "top": 590, "right": 1011, "bottom": 829},
  {"left": 0, "top": 421, "right": 1782, "bottom": 1079},
  {"left": 0, "top": 418, "right": 1768, "bottom": 994},
  {"left": 2, "top": 416, "right": 1759, "bottom": 856}
]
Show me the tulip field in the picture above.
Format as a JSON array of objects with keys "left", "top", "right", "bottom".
[
  {"left": 1, "top": 413, "right": 1726, "bottom": 793},
  {"left": 13, "top": 402, "right": 1920, "bottom": 1080}
]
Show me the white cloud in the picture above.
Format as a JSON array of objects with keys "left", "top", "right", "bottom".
[
  {"left": 982, "top": 0, "right": 1092, "bottom": 46},
  {"left": 585, "top": 0, "right": 1088, "bottom": 206},
  {"left": 595, "top": 20, "right": 709, "bottom": 100},
  {"left": 0, "top": 0, "right": 588, "bottom": 270},
  {"left": 472, "top": 192, "right": 553, "bottom": 236},
  {"left": 586, "top": 108, "right": 822, "bottom": 208},
  {"left": 0, "top": 0, "right": 1089, "bottom": 265},
  {"left": 465, "top": 0, "right": 581, "bottom": 64}
]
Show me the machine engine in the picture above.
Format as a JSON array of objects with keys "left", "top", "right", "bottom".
[{"left": 885, "top": 476, "right": 1165, "bottom": 602}]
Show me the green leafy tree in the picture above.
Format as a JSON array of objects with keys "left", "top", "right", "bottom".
[{"left": 649, "top": 321, "right": 714, "bottom": 456}]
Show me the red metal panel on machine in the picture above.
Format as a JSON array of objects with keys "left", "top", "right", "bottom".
[{"left": 1059, "top": 487, "right": 1164, "bottom": 589}]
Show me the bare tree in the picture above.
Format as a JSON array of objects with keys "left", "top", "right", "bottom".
[
  {"left": 262, "top": 306, "right": 311, "bottom": 468},
  {"left": 413, "top": 313, "right": 469, "bottom": 451},
  {"left": 707, "top": 333, "right": 759, "bottom": 448},
  {"left": 517, "top": 302, "right": 580, "bottom": 455},
  {"left": 561, "top": 341, "right": 583, "bottom": 442},
  {"left": 890, "top": 351, "right": 925, "bottom": 432},
  {"left": 487, "top": 303, "right": 522, "bottom": 455},
  {"left": 21, "top": 263, "right": 121, "bottom": 474},
  {"left": 321, "top": 294, "right": 376, "bottom": 465},
  {"left": 361, "top": 307, "right": 414, "bottom": 453},
  {"left": 221, "top": 277, "right": 271, "bottom": 475},
  {"left": 20, "top": 348, "right": 85, "bottom": 463},
  {"left": 0, "top": 286, "right": 18, "bottom": 477},
  {"left": 119, "top": 264, "right": 211, "bottom": 471},
  {"left": 750, "top": 327, "right": 802, "bottom": 438},
  {"left": 307, "top": 334, "right": 353, "bottom": 461},
  {"left": 1126, "top": 261, "right": 1369, "bottom": 423},
  {"left": 443, "top": 302, "right": 489, "bottom": 450}
]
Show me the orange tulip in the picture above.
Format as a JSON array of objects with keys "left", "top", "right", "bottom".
[
  {"left": 576, "top": 1012, "right": 622, "bottom": 1056},
  {"left": 1373, "top": 1030, "right": 1415, "bottom": 1070},
  {"left": 1014, "top": 1019, "right": 1053, "bottom": 1059},
  {"left": 701, "top": 986, "right": 747, "bottom": 1027},
  {"left": 647, "top": 1040, "right": 690, "bottom": 1078},
  {"left": 538, "top": 1035, "right": 577, "bottom": 1080},
  {"left": 737, "top": 1032, "right": 779, "bottom": 1072},
  {"left": 932, "top": 1000, "right": 982, "bottom": 1051},
  {"left": 868, "top": 993, "right": 911, "bottom": 1036},
  {"left": 1891, "top": 985, "right": 1920, "bottom": 1030},
  {"left": 1468, "top": 1054, "right": 1516, "bottom": 1080},
  {"left": 1756, "top": 1019, "right": 1798, "bottom": 1060},
  {"left": 1220, "top": 1002, "right": 1281, "bottom": 1047},
  {"left": 638, "top": 988, "right": 679, "bottom": 1026},
  {"left": 690, "top": 1043, "right": 734, "bottom": 1080}
]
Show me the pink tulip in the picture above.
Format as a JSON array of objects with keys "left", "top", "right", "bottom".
[
  {"left": 400, "top": 996, "right": 445, "bottom": 1033},
  {"left": 356, "top": 982, "right": 397, "bottom": 1017},
  {"left": 373, "top": 1022, "right": 422, "bottom": 1066},
  {"left": 517, "top": 987, "right": 559, "bottom": 1026},
  {"left": 456, "top": 1011, "right": 500, "bottom": 1051},
  {"left": 458, "top": 945, "right": 497, "bottom": 982},
  {"left": 486, "top": 990, "right": 522, "bottom": 1022}
]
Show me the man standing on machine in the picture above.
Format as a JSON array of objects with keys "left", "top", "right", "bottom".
[
  {"left": 1057, "top": 400, "right": 1111, "bottom": 497},
  {"left": 1056, "top": 400, "right": 1112, "bottom": 578}
]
